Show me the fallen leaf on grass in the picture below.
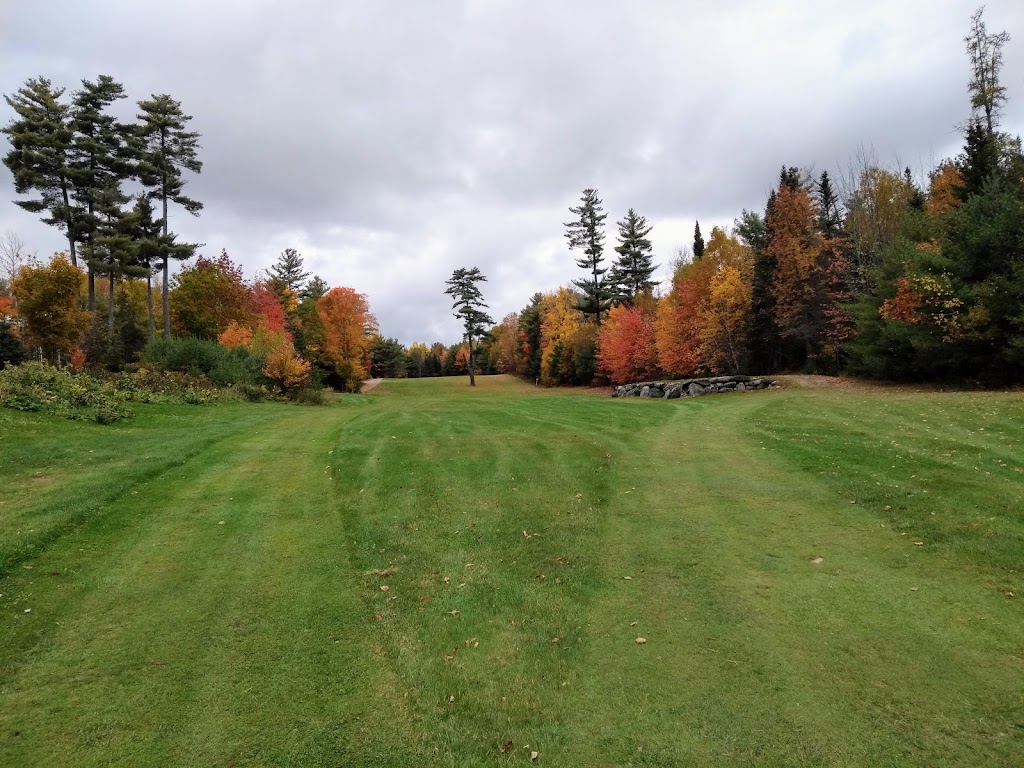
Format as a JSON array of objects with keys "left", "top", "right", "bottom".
[
  {"left": 374, "top": 613, "right": 382, "bottom": 621},
  {"left": 623, "top": 576, "right": 633, "bottom": 580},
  {"left": 531, "top": 751, "right": 539, "bottom": 761},
  {"left": 365, "top": 567, "right": 396, "bottom": 578},
  {"left": 811, "top": 557, "right": 824, "bottom": 565},
  {"left": 550, "top": 637, "right": 560, "bottom": 644},
  {"left": 500, "top": 741, "right": 513, "bottom": 753},
  {"left": 380, "top": 585, "right": 390, "bottom": 592},
  {"left": 218, "top": 521, "right": 225, "bottom": 525},
  {"left": 447, "top": 610, "right": 461, "bottom": 616},
  {"left": 420, "top": 596, "right": 431, "bottom": 602},
  {"left": 443, "top": 576, "right": 450, "bottom": 585},
  {"left": 629, "top": 621, "right": 638, "bottom": 627},
  {"left": 914, "top": 541, "right": 924, "bottom": 546},
  {"left": 448, "top": 695, "right": 455, "bottom": 703},
  {"left": 634, "top": 637, "right": 647, "bottom": 644},
  {"left": 910, "top": 587, "right": 919, "bottom": 592},
  {"left": 1004, "top": 590, "right": 1015, "bottom": 598},
  {"left": 21, "top": 564, "right": 32, "bottom": 570}
]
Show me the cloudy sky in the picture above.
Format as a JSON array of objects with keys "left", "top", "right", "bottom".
[{"left": 2, "top": 1, "right": 1022, "bottom": 344}]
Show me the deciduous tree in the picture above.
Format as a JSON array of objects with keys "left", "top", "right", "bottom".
[{"left": 317, "top": 286, "right": 376, "bottom": 392}]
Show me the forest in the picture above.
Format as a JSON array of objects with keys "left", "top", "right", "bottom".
[{"left": 0, "top": 8, "right": 1021, "bottom": 403}]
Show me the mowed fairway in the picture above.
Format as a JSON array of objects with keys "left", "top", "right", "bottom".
[{"left": 1, "top": 376, "right": 1022, "bottom": 767}]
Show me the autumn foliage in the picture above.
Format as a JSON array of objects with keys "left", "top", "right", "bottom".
[{"left": 317, "top": 287, "right": 376, "bottom": 391}]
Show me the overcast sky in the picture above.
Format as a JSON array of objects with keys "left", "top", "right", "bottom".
[{"left": 2, "top": 1, "right": 1023, "bottom": 344}]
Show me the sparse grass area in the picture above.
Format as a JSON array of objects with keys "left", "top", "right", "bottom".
[{"left": 1, "top": 375, "right": 1021, "bottom": 766}]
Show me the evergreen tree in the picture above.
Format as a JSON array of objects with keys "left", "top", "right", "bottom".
[
  {"left": 2, "top": 78, "right": 79, "bottom": 264},
  {"left": 303, "top": 275, "right": 329, "bottom": 301},
  {"left": 69, "top": 75, "right": 130, "bottom": 310},
  {"left": 816, "top": 171, "right": 843, "bottom": 238},
  {"left": 517, "top": 293, "right": 544, "bottom": 379},
  {"left": 608, "top": 208, "right": 657, "bottom": 303},
  {"left": 749, "top": 189, "right": 782, "bottom": 372},
  {"left": 90, "top": 184, "right": 146, "bottom": 332},
  {"left": 0, "top": 321, "right": 25, "bottom": 368},
  {"left": 565, "top": 189, "right": 610, "bottom": 325},
  {"left": 693, "top": 221, "right": 705, "bottom": 260},
  {"left": 444, "top": 267, "right": 494, "bottom": 386},
  {"left": 136, "top": 94, "right": 203, "bottom": 338},
  {"left": 270, "top": 247, "right": 310, "bottom": 294}
]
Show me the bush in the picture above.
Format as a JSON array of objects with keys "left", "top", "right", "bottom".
[
  {"left": 0, "top": 362, "right": 132, "bottom": 423},
  {"left": 289, "top": 385, "right": 328, "bottom": 405},
  {"left": 144, "top": 336, "right": 265, "bottom": 386}
]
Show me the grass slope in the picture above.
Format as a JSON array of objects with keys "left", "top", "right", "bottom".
[{"left": 0, "top": 376, "right": 1021, "bottom": 766}]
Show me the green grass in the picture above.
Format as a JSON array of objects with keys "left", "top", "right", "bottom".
[{"left": 0, "top": 375, "right": 1021, "bottom": 767}]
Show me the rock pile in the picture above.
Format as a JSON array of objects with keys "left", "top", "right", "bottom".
[{"left": 612, "top": 375, "right": 778, "bottom": 399}]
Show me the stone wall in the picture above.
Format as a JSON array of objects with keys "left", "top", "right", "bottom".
[{"left": 612, "top": 375, "right": 778, "bottom": 399}]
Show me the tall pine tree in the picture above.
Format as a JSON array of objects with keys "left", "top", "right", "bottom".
[
  {"left": 69, "top": 75, "right": 130, "bottom": 310},
  {"left": 565, "top": 188, "right": 610, "bottom": 325},
  {"left": 608, "top": 208, "right": 656, "bottom": 303},
  {"left": 444, "top": 267, "right": 495, "bottom": 387},
  {"left": 693, "top": 221, "right": 705, "bottom": 260},
  {"left": 136, "top": 94, "right": 203, "bottom": 338},
  {"left": 2, "top": 78, "right": 79, "bottom": 265}
]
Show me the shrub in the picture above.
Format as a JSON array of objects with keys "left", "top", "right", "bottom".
[
  {"left": 0, "top": 362, "right": 132, "bottom": 423},
  {"left": 144, "top": 336, "right": 265, "bottom": 387}
]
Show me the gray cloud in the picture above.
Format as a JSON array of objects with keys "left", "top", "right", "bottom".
[{"left": 2, "top": 0, "right": 1022, "bottom": 343}]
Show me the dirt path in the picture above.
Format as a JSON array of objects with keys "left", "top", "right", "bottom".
[{"left": 362, "top": 378, "right": 383, "bottom": 393}]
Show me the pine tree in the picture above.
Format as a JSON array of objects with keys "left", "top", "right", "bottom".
[
  {"left": 565, "top": 189, "right": 610, "bottom": 325},
  {"left": 608, "top": 208, "right": 657, "bottom": 303},
  {"left": 69, "top": 76, "right": 131, "bottom": 310},
  {"left": 816, "top": 171, "right": 843, "bottom": 238},
  {"left": 136, "top": 94, "right": 203, "bottom": 338},
  {"left": 90, "top": 187, "right": 147, "bottom": 332},
  {"left": 749, "top": 189, "right": 782, "bottom": 372},
  {"left": 693, "top": 221, "right": 705, "bottom": 260},
  {"left": 444, "top": 267, "right": 495, "bottom": 386},
  {"left": 270, "top": 248, "right": 310, "bottom": 293},
  {"left": 303, "top": 275, "right": 329, "bottom": 301},
  {"left": 2, "top": 78, "right": 79, "bottom": 264}
]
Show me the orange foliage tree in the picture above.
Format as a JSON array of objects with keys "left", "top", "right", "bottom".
[
  {"left": 655, "top": 227, "right": 753, "bottom": 376},
  {"left": 766, "top": 184, "right": 829, "bottom": 361},
  {"left": 317, "top": 287, "right": 376, "bottom": 391},
  {"left": 597, "top": 297, "right": 659, "bottom": 384}
]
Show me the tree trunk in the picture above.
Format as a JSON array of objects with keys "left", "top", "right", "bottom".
[
  {"left": 146, "top": 271, "right": 155, "bottom": 343},
  {"left": 161, "top": 178, "right": 170, "bottom": 339},
  {"left": 59, "top": 175, "right": 77, "bottom": 266},
  {"left": 162, "top": 255, "right": 170, "bottom": 338},
  {"left": 108, "top": 273, "right": 115, "bottom": 332},
  {"left": 468, "top": 337, "right": 476, "bottom": 386}
]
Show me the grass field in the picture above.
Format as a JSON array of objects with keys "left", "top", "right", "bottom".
[{"left": 1, "top": 375, "right": 1022, "bottom": 767}]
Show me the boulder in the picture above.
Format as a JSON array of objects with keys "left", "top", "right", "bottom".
[
  {"left": 640, "top": 386, "right": 651, "bottom": 397},
  {"left": 688, "top": 382, "right": 705, "bottom": 396},
  {"left": 736, "top": 382, "right": 746, "bottom": 392}
]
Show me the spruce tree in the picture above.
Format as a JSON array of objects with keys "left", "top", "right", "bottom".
[
  {"left": 136, "top": 94, "right": 203, "bottom": 338},
  {"left": 693, "top": 221, "right": 705, "bottom": 260},
  {"left": 565, "top": 188, "right": 610, "bottom": 325},
  {"left": 816, "top": 171, "right": 843, "bottom": 238},
  {"left": 444, "top": 267, "right": 494, "bottom": 387},
  {"left": 69, "top": 76, "right": 131, "bottom": 310},
  {"left": 608, "top": 208, "right": 656, "bottom": 303},
  {"left": 270, "top": 248, "right": 310, "bottom": 293},
  {"left": 2, "top": 78, "right": 79, "bottom": 264}
]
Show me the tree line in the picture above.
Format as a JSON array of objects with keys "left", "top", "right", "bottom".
[{"left": 451, "top": 7, "right": 1023, "bottom": 387}]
